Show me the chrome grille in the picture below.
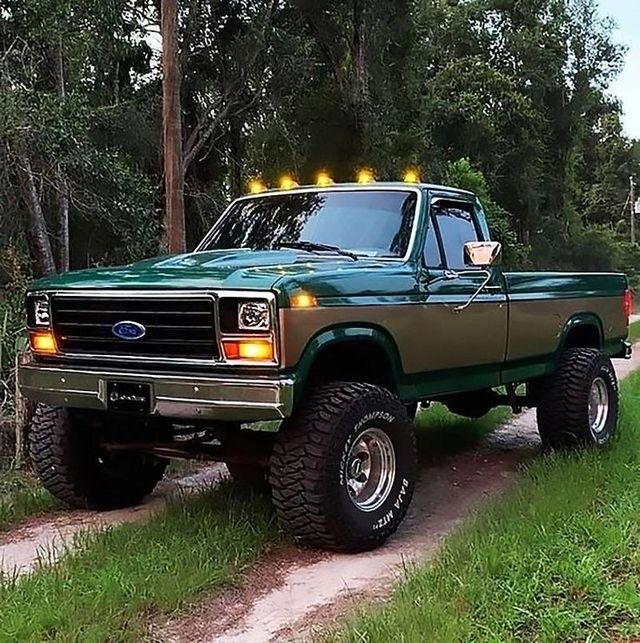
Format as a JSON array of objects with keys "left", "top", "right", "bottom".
[{"left": 51, "top": 294, "right": 218, "bottom": 361}]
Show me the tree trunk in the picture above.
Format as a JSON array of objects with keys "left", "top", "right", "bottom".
[
  {"left": 351, "top": 0, "right": 370, "bottom": 156},
  {"left": 52, "top": 37, "right": 70, "bottom": 272},
  {"left": 161, "top": 0, "right": 186, "bottom": 254},
  {"left": 229, "top": 115, "right": 243, "bottom": 198},
  {"left": 55, "top": 178, "right": 70, "bottom": 271},
  {"left": 16, "top": 155, "right": 57, "bottom": 278},
  {"left": 14, "top": 352, "right": 32, "bottom": 468}
]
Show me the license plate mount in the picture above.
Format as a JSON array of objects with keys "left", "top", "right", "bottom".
[{"left": 106, "top": 381, "right": 152, "bottom": 414}]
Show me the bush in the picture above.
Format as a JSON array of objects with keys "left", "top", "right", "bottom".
[
  {"left": 559, "top": 225, "right": 640, "bottom": 291},
  {"left": 445, "top": 158, "right": 532, "bottom": 268},
  {"left": 0, "top": 246, "right": 29, "bottom": 419}
]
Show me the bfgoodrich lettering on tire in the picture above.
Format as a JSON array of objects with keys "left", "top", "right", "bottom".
[
  {"left": 536, "top": 348, "right": 619, "bottom": 449},
  {"left": 269, "top": 382, "right": 417, "bottom": 552}
]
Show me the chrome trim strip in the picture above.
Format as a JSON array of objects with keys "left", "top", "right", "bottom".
[
  {"left": 194, "top": 185, "right": 424, "bottom": 263},
  {"left": 18, "top": 363, "right": 295, "bottom": 421}
]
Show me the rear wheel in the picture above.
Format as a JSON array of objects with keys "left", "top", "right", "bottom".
[
  {"left": 30, "top": 405, "right": 168, "bottom": 509},
  {"left": 536, "top": 348, "right": 618, "bottom": 449},
  {"left": 269, "top": 382, "right": 416, "bottom": 552}
]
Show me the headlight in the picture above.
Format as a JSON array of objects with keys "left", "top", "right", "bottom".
[
  {"left": 27, "top": 294, "right": 51, "bottom": 327},
  {"left": 238, "top": 301, "right": 270, "bottom": 331}
]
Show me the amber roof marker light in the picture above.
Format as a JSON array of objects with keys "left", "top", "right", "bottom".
[
  {"left": 316, "top": 171, "right": 334, "bottom": 187},
  {"left": 247, "top": 178, "right": 267, "bottom": 194},
  {"left": 279, "top": 175, "right": 300, "bottom": 190},
  {"left": 403, "top": 167, "right": 421, "bottom": 183},
  {"left": 356, "top": 168, "right": 376, "bottom": 184}
]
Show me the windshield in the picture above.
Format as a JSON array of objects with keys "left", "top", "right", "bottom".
[{"left": 198, "top": 189, "right": 418, "bottom": 258}]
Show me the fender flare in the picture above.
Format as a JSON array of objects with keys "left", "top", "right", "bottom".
[
  {"left": 557, "top": 313, "right": 604, "bottom": 354},
  {"left": 291, "top": 324, "right": 405, "bottom": 396}
]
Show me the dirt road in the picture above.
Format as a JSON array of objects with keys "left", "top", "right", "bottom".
[
  {"left": 156, "top": 352, "right": 640, "bottom": 643},
  {"left": 2, "top": 351, "right": 638, "bottom": 641},
  {"left": 0, "top": 464, "right": 226, "bottom": 577}
]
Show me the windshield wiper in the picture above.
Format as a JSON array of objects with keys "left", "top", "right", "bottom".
[{"left": 278, "top": 241, "right": 359, "bottom": 260}]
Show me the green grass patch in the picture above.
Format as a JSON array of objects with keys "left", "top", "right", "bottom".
[
  {"left": 628, "top": 320, "right": 640, "bottom": 343},
  {"left": 0, "top": 483, "right": 281, "bottom": 641},
  {"left": 0, "top": 467, "right": 60, "bottom": 532},
  {"left": 330, "top": 373, "right": 640, "bottom": 642},
  {"left": 0, "top": 404, "right": 510, "bottom": 640}
]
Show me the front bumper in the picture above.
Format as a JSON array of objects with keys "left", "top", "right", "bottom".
[{"left": 18, "top": 363, "right": 295, "bottom": 421}]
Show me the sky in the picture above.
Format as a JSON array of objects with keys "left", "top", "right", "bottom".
[{"left": 599, "top": 0, "right": 640, "bottom": 139}]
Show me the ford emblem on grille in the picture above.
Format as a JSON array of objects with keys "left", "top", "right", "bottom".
[{"left": 112, "top": 321, "right": 147, "bottom": 341}]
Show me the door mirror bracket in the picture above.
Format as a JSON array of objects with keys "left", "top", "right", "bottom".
[{"left": 452, "top": 269, "right": 493, "bottom": 313}]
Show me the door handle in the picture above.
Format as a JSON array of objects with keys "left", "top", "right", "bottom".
[{"left": 484, "top": 285, "right": 503, "bottom": 292}]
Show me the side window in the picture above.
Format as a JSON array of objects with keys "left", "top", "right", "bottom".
[
  {"left": 423, "top": 217, "right": 443, "bottom": 268},
  {"left": 431, "top": 202, "right": 479, "bottom": 270}
]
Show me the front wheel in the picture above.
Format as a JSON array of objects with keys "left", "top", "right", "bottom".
[
  {"left": 536, "top": 348, "right": 619, "bottom": 449},
  {"left": 30, "top": 405, "right": 168, "bottom": 509},
  {"left": 269, "top": 382, "right": 417, "bottom": 552}
]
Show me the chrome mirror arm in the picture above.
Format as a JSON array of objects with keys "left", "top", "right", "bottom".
[{"left": 453, "top": 270, "right": 492, "bottom": 313}]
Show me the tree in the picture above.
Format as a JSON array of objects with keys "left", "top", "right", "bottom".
[
  {"left": 161, "top": 0, "right": 186, "bottom": 254},
  {"left": 0, "top": 0, "right": 159, "bottom": 276}
]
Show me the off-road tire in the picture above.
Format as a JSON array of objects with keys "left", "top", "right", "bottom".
[
  {"left": 269, "top": 382, "right": 417, "bottom": 552},
  {"left": 30, "top": 404, "right": 168, "bottom": 509},
  {"left": 536, "top": 348, "right": 619, "bottom": 449}
]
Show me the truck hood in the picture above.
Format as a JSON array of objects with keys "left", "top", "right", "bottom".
[{"left": 32, "top": 249, "right": 417, "bottom": 302}]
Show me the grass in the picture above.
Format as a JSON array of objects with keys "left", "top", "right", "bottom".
[
  {"left": 329, "top": 372, "right": 640, "bottom": 643},
  {"left": 628, "top": 320, "right": 640, "bottom": 343},
  {"left": 414, "top": 403, "right": 510, "bottom": 460},
  {"left": 0, "top": 483, "right": 281, "bottom": 641},
  {"left": 0, "top": 467, "right": 60, "bottom": 532},
  {"left": 0, "top": 404, "right": 509, "bottom": 640}
]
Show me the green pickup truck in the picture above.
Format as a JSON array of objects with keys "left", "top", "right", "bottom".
[{"left": 19, "top": 182, "right": 633, "bottom": 552}]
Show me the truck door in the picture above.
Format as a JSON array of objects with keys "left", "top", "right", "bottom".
[{"left": 417, "top": 197, "right": 508, "bottom": 390}]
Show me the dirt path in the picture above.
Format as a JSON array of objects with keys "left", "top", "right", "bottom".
[
  {"left": 2, "top": 351, "right": 638, "bottom": 636},
  {"left": 0, "top": 464, "right": 226, "bottom": 577},
  {"left": 155, "top": 353, "right": 640, "bottom": 643}
]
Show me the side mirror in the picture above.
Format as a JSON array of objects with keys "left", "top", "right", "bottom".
[{"left": 464, "top": 241, "right": 502, "bottom": 267}]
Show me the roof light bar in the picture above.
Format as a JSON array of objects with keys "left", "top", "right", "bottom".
[
  {"left": 247, "top": 178, "right": 267, "bottom": 194},
  {"left": 357, "top": 168, "right": 375, "bottom": 184}
]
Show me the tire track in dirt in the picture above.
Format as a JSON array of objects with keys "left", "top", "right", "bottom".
[
  {"left": 156, "top": 416, "right": 537, "bottom": 643},
  {"left": 0, "top": 463, "right": 226, "bottom": 577},
  {"left": 154, "top": 354, "right": 640, "bottom": 643}
]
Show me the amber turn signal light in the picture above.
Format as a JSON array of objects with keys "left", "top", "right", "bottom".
[
  {"left": 30, "top": 330, "right": 57, "bottom": 355},
  {"left": 291, "top": 293, "right": 317, "bottom": 308},
  {"left": 222, "top": 339, "right": 274, "bottom": 361}
]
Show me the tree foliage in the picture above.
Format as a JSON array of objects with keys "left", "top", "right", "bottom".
[{"left": 0, "top": 0, "right": 638, "bottom": 277}]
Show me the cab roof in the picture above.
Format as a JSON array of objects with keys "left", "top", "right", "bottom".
[{"left": 249, "top": 181, "right": 475, "bottom": 197}]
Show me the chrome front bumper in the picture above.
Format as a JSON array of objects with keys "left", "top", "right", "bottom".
[{"left": 18, "top": 363, "right": 295, "bottom": 421}]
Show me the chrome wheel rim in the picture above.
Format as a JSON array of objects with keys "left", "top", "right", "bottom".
[
  {"left": 589, "top": 377, "right": 610, "bottom": 437},
  {"left": 345, "top": 427, "right": 396, "bottom": 512}
]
